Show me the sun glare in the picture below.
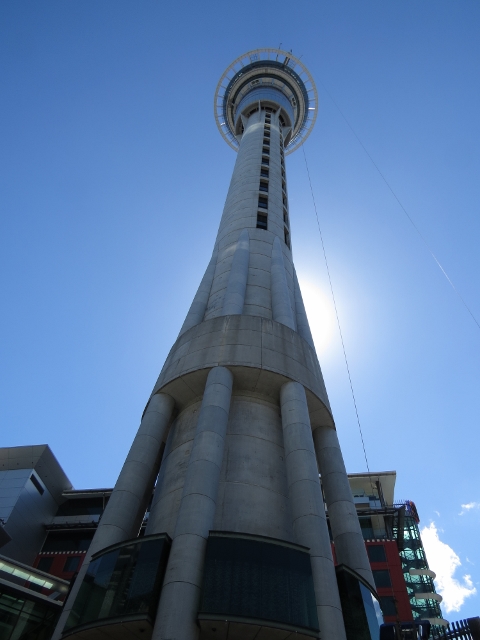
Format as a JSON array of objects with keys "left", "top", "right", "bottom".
[{"left": 298, "top": 277, "right": 336, "bottom": 355}]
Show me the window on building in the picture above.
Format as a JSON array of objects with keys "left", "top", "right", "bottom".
[
  {"left": 379, "top": 596, "right": 397, "bottom": 616},
  {"left": 262, "top": 147, "right": 270, "bottom": 155},
  {"left": 36, "top": 557, "right": 53, "bottom": 573},
  {"left": 257, "top": 213, "right": 268, "bottom": 230},
  {"left": 367, "top": 545, "right": 387, "bottom": 563},
  {"left": 282, "top": 180, "right": 286, "bottom": 192},
  {"left": 56, "top": 498, "right": 106, "bottom": 517},
  {"left": 259, "top": 181, "right": 268, "bottom": 192},
  {"left": 258, "top": 197, "right": 268, "bottom": 209},
  {"left": 261, "top": 169, "right": 269, "bottom": 178},
  {"left": 263, "top": 130, "right": 270, "bottom": 137},
  {"left": 359, "top": 517, "right": 374, "bottom": 540},
  {"left": 63, "top": 556, "right": 81, "bottom": 573},
  {"left": 261, "top": 156, "right": 269, "bottom": 166},
  {"left": 30, "top": 474, "right": 44, "bottom": 495},
  {"left": 373, "top": 570, "right": 392, "bottom": 588},
  {"left": 283, "top": 210, "right": 289, "bottom": 226},
  {"left": 42, "top": 531, "right": 94, "bottom": 552},
  {"left": 284, "top": 228, "right": 290, "bottom": 248}
]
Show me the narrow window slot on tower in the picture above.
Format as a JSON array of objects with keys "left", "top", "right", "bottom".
[
  {"left": 284, "top": 227, "right": 290, "bottom": 247},
  {"left": 261, "top": 156, "right": 269, "bottom": 166},
  {"left": 261, "top": 168, "right": 269, "bottom": 178},
  {"left": 284, "top": 210, "right": 289, "bottom": 225},
  {"left": 257, "top": 213, "right": 268, "bottom": 230},
  {"left": 262, "top": 147, "right": 270, "bottom": 155},
  {"left": 258, "top": 196, "right": 268, "bottom": 209},
  {"left": 259, "top": 181, "right": 269, "bottom": 193},
  {"left": 263, "top": 139, "right": 270, "bottom": 146}
]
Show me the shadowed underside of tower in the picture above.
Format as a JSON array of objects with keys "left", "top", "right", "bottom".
[{"left": 53, "top": 49, "right": 379, "bottom": 640}]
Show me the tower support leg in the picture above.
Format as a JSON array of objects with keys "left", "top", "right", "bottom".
[
  {"left": 52, "top": 392, "right": 175, "bottom": 639},
  {"left": 313, "top": 425, "right": 375, "bottom": 588},
  {"left": 280, "top": 381, "right": 347, "bottom": 640},
  {"left": 152, "top": 366, "right": 233, "bottom": 640}
]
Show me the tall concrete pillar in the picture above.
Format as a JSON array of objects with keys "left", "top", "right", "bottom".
[
  {"left": 313, "top": 425, "right": 375, "bottom": 589},
  {"left": 152, "top": 366, "right": 233, "bottom": 640},
  {"left": 179, "top": 249, "right": 218, "bottom": 336},
  {"left": 271, "top": 236, "right": 296, "bottom": 329},
  {"left": 52, "top": 392, "right": 174, "bottom": 639},
  {"left": 222, "top": 229, "right": 250, "bottom": 315},
  {"left": 280, "top": 381, "right": 347, "bottom": 640}
]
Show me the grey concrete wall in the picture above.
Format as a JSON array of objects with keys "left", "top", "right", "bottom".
[
  {"left": 152, "top": 366, "right": 233, "bottom": 640},
  {"left": 204, "top": 110, "right": 296, "bottom": 324},
  {"left": 179, "top": 249, "right": 218, "bottom": 336},
  {"left": 313, "top": 425, "right": 375, "bottom": 589},
  {"left": 146, "top": 400, "right": 202, "bottom": 538},
  {"left": 280, "top": 381, "right": 347, "bottom": 640},
  {"left": 213, "top": 395, "right": 292, "bottom": 541},
  {"left": 221, "top": 228, "right": 250, "bottom": 315}
]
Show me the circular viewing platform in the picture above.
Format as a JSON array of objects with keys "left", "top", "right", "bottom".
[{"left": 214, "top": 48, "right": 317, "bottom": 154}]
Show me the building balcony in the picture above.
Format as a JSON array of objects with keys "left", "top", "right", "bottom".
[{"left": 414, "top": 592, "right": 443, "bottom": 602}]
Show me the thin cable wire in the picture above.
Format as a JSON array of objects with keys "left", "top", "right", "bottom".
[
  {"left": 318, "top": 80, "right": 480, "bottom": 332},
  {"left": 302, "top": 145, "right": 373, "bottom": 479}
]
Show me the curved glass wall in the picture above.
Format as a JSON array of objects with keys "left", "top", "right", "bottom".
[
  {"left": 199, "top": 531, "right": 319, "bottom": 633},
  {"left": 336, "top": 564, "right": 383, "bottom": 640},
  {"left": 234, "top": 87, "right": 294, "bottom": 127},
  {"left": 64, "top": 533, "right": 171, "bottom": 634}
]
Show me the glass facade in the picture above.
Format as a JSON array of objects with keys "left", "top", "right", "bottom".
[
  {"left": 199, "top": 532, "right": 319, "bottom": 633},
  {"left": 0, "top": 591, "right": 58, "bottom": 640},
  {"left": 65, "top": 533, "right": 171, "bottom": 632},
  {"left": 336, "top": 565, "right": 382, "bottom": 640},
  {"left": 393, "top": 502, "right": 444, "bottom": 631}
]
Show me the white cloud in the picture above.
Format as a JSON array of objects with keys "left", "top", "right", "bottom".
[
  {"left": 421, "top": 522, "right": 477, "bottom": 614},
  {"left": 459, "top": 502, "right": 480, "bottom": 515}
]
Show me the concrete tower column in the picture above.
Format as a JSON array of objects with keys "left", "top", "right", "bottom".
[
  {"left": 152, "top": 366, "right": 233, "bottom": 640},
  {"left": 313, "top": 425, "right": 375, "bottom": 588},
  {"left": 221, "top": 228, "right": 250, "bottom": 315},
  {"left": 179, "top": 249, "right": 218, "bottom": 336},
  {"left": 271, "top": 236, "right": 296, "bottom": 329},
  {"left": 280, "top": 381, "right": 347, "bottom": 640},
  {"left": 52, "top": 392, "right": 174, "bottom": 639}
]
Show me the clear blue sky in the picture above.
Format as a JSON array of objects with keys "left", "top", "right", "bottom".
[{"left": 1, "top": 0, "right": 479, "bottom": 621}]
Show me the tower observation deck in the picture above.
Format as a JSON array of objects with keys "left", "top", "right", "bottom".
[{"left": 53, "top": 50, "right": 380, "bottom": 640}]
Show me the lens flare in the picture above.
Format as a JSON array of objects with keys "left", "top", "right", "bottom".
[{"left": 297, "top": 277, "right": 336, "bottom": 355}]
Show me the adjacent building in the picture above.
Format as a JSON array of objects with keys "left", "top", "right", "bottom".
[{"left": 0, "top": 445, "right": 448, "bottom": 639}]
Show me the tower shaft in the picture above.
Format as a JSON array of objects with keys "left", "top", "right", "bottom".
[{"left": 54, "top": 50, "right": 377, "bottom": 640}]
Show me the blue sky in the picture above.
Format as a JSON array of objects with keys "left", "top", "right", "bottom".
[{"left": 1, "top": 0, "right": 479, "bottom": 621}]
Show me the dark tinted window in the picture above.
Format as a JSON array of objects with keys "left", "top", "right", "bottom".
[
  {"left": 64, "top": 556, "right": 81, "bottom": 573},
  {"left": 373, "top": 570, "right": 392, "bottom": 588},
  {"left": 30, "top": 474, "right": 44, "bottom": 495},
  {"left": 367, "top": 545, "right": 386, "bottom": 563},
  {"left": 259, "top": 181, "right": 268, "bottom": 192},
  {"left": 379, "top": 596, "right": 396, "bottom": 616},
  {"left": 42, "top": 531, "right": 93, "bottom": 552},
  {"left": 359, "top": 518, "right": 374, "bottom": 540},
  {"left": 258, "top": 197, "right": 268, "bottom": 209},
  {"left": 257, "top": 214, "right": 268, "bottom": 230},
  {"left": 36, "top": 557, "right": 53, "bottom": 573},
  {"left": 57, "top": 498, "right": 106, "bottom": 517}
]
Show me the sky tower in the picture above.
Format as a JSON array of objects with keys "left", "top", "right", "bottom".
[{"left": 54, "top": 49, "right": 380, "bottom": 640}]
